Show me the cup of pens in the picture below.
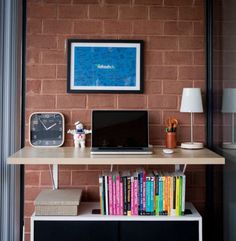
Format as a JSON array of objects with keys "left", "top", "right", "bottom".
[{"left": 165, "top": 117, "right": 178, "bottom": 149}]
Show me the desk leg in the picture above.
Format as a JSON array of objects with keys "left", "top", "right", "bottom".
[{"left": 52, "top": 164, "right": 58, "bottom": 190}]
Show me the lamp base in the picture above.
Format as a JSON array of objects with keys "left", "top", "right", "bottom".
[
  {"left": 222, "top": 142, "right": 236, "bottom": 149},
  {"left": 181, "top": 142, "right": 204, "bottom": 149}
]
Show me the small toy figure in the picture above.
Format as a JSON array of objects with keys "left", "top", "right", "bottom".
[{"left": 67, "top": 121, "right": 91, "bottom": 148}]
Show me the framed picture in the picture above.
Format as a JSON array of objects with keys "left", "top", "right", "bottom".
[{"left": 67, "top": 39, "right": 144, "bottom": 93}]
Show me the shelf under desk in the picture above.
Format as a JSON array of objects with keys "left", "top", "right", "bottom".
[{"left": 7, "top": 146, "right": 225, "bottom": 165}]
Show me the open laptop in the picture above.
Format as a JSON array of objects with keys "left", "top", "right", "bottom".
[{"left": 91, "top": 110, "right": 153, "bottom": 155}]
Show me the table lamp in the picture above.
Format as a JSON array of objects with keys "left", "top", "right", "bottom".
[
  {"left": 222, "top": 88, "right": 236, "bottom": 149},
  {"left": 180, "top": 88, "right": 204, "bottom": 149}
]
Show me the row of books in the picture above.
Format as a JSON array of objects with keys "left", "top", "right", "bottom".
[{"left": 99, "top": 170, "right": 186, "bottom": 216}]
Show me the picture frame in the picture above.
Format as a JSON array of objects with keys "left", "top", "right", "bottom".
[{"left": 67, "top": 39, "right": 144, "bottom": 93}]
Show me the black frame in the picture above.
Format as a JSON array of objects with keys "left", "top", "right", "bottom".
[{"left": 67, "top": 39, "right": 144, "bottom": 94}]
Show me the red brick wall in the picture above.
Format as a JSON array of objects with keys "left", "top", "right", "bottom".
[{"left": 25, "top": 0, "right": 205, "bottom": 240}]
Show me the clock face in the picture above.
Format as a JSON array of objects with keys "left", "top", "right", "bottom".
[{"left": 30, "top": 112, "right": 65, "bottom": 147}]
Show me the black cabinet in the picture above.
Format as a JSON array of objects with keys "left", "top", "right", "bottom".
[{"left": 34, "top": 220, "right": 200, "bottom": 241}]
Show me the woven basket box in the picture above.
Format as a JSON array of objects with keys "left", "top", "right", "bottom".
[{"left": 34, "top": 189, "right": 82, "bottom": 216}]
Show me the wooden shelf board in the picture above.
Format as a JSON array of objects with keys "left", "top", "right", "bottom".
[
  {"left": 7, "top": 146, "right": 225, "bottom": 165},
  {"left": 32, "top": 202, "right": 201, "bottom": 221}
]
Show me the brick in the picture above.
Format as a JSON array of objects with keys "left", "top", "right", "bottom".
[
  {"left": 25, "top": 187, "right": 41, "bottom": 201},
  {"left": 179, "top": 66, "right": 205, "bottom": 80},
  {"left": 42, "top": 51, "right": 66, "bottom": 64},
  {"left": 149, "top": 36, "right": 178, "bottom": 50},
  {"left": 43, "top": 20, "right": 73, "bottom": 34},
  {"left": 89, "top": 5, "right": 118, "bottom": 19},
  {"left": 73, "top": 0, "right": 98, "bottom": 3},
  {"left": 148, "top": 95, "right": 177, "bottom": 109},
  {"left": 150, "top": 7, "right": 177, "bottom": 20},
  {"left": 145, "top": 81, "right": 162, "bottom": 94},
  {"left": 74, "top": 20, "right": 103, "bottom": 34},
  {"left": 71, "top": 110, "right": 91, "bottom": 124},
  {"left": 60, "top": 165, "right": 87, "bottom": 171},
  {"left": 26, "top": 80, "right": 42, "bottom": 94},
  {"left": 27, "top": 49, "right": 41, "bottom": 64},
  {"left": 42, "top": 79, "right": 66, "bottom": 94},
  {"left": 149, "top": 110, "right": 162, "bottom": 124},
  {"left": 40, "top": 171, "right": 53, "bottom": 186},
  {"left": 179, "top": 7, "right": 204, "bottom": 20},
  {"left": 72, "top": 171, "right": 100, "bottom": 185},
  {"left": 164, "top": 22, "right": 193, "bottom": 35},
  {"left": 58, "top": 171, "right": 72, "bottom": 186},
  {"left": 134, "top": 0, "right": 162, "bottom": 4},
  {"left": 24, "top": 217, "right": 31, "bottom": 233},
  {"left": 118, "top": 95, "right": 147, "bottom": 109},
  {"left": 27, "top": 65, "right": 56, "bottom": 79},
  {"left": 163, "top": 111, "right": 191, "bottom": 125},
  {"left": 28, "top": 3, "right": 57, "bottom": 18},
  {"left": 87, "top": 95, "right": 116, "bottom": 108},
  {"left": 194, "top": 22, "right": 204, "bottom": 35},
  {"left": 164, "top": 0, "right": 194, "bottom": 6},
  {"left": 104, "top": 20, "right": 132, "bottom": 34},
  {"left": 133, "top": 20, "right": 163, "bottom": 35},
  {"left": 45, "top": 0, "right": 72, "bottom": 2},
  {"left": 146, "top": 51, "right": 163, "bottom": 66},
  {"left": 178, "top": 126, "right": 205, "bottom": 143},
  {"left": 87, "top": 186, "right": 99, "bottom": 201},
  {"left": 149, "top": 125, "right": 162, "bottom": 140},
  {"left": 164, "top": 52, "right": 193, "bottom": 65},
  {"left": 119, "top": 6, "right": 148, "bottom": 19},
  {"left": 163, "top": 80, "right": 192, "bottom": 94},
  {"left": 25, "top": 171, "right": 40, "bottom": 186},
  {"left": 24, "top": 233, "right": 30, "bottom": 241},
  {"left": 58, "top": 5, "right": 88, "bottom": 19},
  {"left": 56, "top": 65, "right": 67, "bottom": 79},
  {"left": 179, "top": 37, "right": 204, "bottom": 50},
  {"left": 106, "top": 0, "right": 131, "bottom": 3},
  {"left": 87, "top": 165, "right": 111, "bottom": 171},
  {"left": 27, "top": 35, "right": 57, "bottom": 49},
  {"left": 24, "top": 202, "right": 34, "bottom": 217},
  {"left": 148, "top": 66, "right": 177, "bottom": 80},
  {"left": 194, "top": 51, "right": 205, "bottom": 65},
  {"left": 27, "top": 95, "right": 56, "bottom": 109},
  {"left": 25, "top": 165, "right": 49, "bottom": 171},
  {"left": 27, "top": 19, "right": 42, "bottom": 34},
  {"left": 57, "top": 95, "right": 86, "bottom": 108}
]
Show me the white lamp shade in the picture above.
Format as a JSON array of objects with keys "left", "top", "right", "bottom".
[
  {"left": 180, "top": 88, "right": 203, "bottom": 113},
  {"left": 222, "top": 88, "right": 236, "bottom": 113}
]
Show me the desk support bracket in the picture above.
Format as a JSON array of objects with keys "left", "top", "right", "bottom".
[
  {"left": 175, "top": 164, "right": 187, "bottom": 173},
  {"left": 49, "top": 164, "right": 58, "bottom": 190}
]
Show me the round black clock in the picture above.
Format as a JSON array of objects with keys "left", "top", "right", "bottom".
[{"left": 29, "top": 112, "right": 65, "bottom": 147}]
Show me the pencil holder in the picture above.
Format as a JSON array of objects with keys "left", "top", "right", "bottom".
[{"left": 165, "top": 132, "right": 177, "bottom": 149}]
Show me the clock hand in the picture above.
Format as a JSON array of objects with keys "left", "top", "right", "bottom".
[
  {"left": 46, "top": 123, "right": 57, "bottom": 131},
  {"left": 39, "top": 118, "right": 47, "bottom": 130}
]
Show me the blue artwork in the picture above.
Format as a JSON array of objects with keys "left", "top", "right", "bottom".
[{"left": 74, "top": 47, "right": 137, "bottom": 87}]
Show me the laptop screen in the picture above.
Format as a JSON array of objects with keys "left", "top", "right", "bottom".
[{"left": 92, "top": 110, "right": 149, "bottom": 149}]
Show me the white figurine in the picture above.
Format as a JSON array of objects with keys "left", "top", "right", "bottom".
[{"left": 67, "top": 121, "right": 91, "bottom": 148}]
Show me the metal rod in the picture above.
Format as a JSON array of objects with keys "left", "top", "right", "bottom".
[
  {"left": 232, "top": 113, "right": 235, "bottom": 144},
  {"left": 191, "top": 112, "right": 193, "bottom": 143}
]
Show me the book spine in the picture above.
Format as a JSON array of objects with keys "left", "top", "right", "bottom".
[
  {"left": 176, "top": 176, "right": 180, "bottom": 216},
  {"left": 167, "top": 176, "right": 170, "bottom": 216},
  {"left": 105, "top": 175, "right": 109, "bottom": 215},
  {"left": 120, "top": 178, "right": 123, "bottom": 215},
  {"left": 179, "top": 175, "right": 183, "bottom": 216},
  {"left": 142, "top": 172, "right": 146, "bottom": 214},
  {"left": 146, "top": 176, "right": 151, "bottom": 214},
  {"left": 155, "top": 174, "right": 159, "bottom": 216},
  {"left": 131, "top": 176, "right": 134, "bottom": 215},
  {"left": 150, "top": 176, "right": 154, "bottom": 215},
  {"left": 182, "top": 175, "right": 186, "bottom": 215},
  {"left": 112, "top": 175, "right": 116, "bottom": 215},
  {"left": 123, "top": 176, "right": 127, "bottom": 215},
  {"left": 108, "top": 175, "right": 113, "bottom": 215},
  {"left": 116, "top": 175, "right": 120, "bottom": 215},
  {"left": 172, "top": 175, "right": 176, "bottom": 216},
  {"left": 127, "top": 176, "right": 131, "bottom": 216},
  {"left": 159, "top": 176, "right": 163, "bottom": 215},
  {"left": 138, "top": 172, "right": 143, "bottom": 215},
  {"left": 134, "top": 176, "right": 138, "bottom": 215},
  {"left": 99, "top": 176, "right": 104, "bottom": 215}
]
